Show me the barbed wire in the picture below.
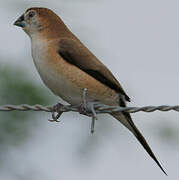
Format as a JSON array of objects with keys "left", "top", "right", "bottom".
[
  {"left": 1, "top": 103, "right": 179, "bottom": 134},
  {"left": 2, "top": 88, "right": 179, "bottom": 114},
  {"left": 1, "top": 104, "right": 179, "bottom": 113},
  {"left": 1, "top": 89, "right": 178, "bottom": 133}
]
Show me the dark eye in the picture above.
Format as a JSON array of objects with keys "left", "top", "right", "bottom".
[{"left": 29, "top": 11, "right": 35, "bottom": 18}]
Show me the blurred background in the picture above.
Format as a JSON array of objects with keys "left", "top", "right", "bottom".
[{"left": 0, "top": 0, "right": 179, "bottom": 179}]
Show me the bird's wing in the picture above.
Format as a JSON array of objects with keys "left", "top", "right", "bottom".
[{"left": 58, "top": 38, "right": 130, "bottom": 101}]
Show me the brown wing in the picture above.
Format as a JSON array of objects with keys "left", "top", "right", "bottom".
[{"left": 58, "top": 38, "right": 130, "bottom": 102}]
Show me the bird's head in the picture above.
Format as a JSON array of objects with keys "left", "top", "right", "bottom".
[{"left": 14, "top": 7, "right": 68, "bottom": 38}]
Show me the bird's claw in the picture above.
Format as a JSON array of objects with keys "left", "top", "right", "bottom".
[
  {"left": 49, "top": 89, "right": 98, "bottom": 134},
  {"left": 49, "top": 103, "right": 63, "bottom": 122}
]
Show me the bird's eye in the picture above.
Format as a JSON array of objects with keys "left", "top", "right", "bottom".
[{"left": 28, "top": 11, "right": 35, "bottom": 18}]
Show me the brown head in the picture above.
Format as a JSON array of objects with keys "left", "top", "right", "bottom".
[{"left": 14, "top": 7, "right": 70, "bottom": 38}]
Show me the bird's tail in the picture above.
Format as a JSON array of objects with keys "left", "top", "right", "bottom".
[{"left": 111, "top": 112, "right": 167, "bottom": 175}]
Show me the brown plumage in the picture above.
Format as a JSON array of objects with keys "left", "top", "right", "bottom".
[
  {"left": 58, "top": 38, "right": 130, "bottom": 101},
  {"left": 14, "top": 7, "right": 167, "bottom": 175}
]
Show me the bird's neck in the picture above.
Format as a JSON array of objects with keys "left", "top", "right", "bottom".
[{"left": 36, "top": 22, "right": 72, "bottom": 40}]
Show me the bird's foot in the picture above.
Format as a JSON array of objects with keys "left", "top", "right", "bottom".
[
  {"left": 49, "top": 103, "right": 64, "bottom": 122},
  {"left": 78, "top": 88, "right": 98, "bottom": 134}
]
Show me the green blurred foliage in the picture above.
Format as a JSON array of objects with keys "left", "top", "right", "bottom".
[{"left": 0, "top": 64, "right": 53, "bottom": 161}]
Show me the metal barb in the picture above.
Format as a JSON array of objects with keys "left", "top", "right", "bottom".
[{"left": 82, "top": 88, "right": 88, "bottom": 109}]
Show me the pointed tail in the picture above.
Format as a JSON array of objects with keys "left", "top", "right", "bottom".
[{"left": 112, "top": 112, "right": 167, "bottom": 175}]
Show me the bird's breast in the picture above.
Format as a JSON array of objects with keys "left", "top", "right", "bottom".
[
  {"left": 31, "top": 38, "right": 85, "bottom": 104},
  {"left": 31, "top": 38, "right": 119, "bottom": 106}
]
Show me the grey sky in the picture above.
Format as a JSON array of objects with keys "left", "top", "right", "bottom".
[{"left": 0, "top": 0, "right": 179, "bottom": 179}]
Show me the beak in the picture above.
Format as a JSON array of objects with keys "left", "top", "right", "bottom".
[{"left": 14, "top": 14, "right": 26, "bottom": 28}]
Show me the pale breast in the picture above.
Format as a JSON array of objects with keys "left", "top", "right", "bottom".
[
  {"left": 31, "top": 38, "right": 119, "bottom": 106},
  {"left": 31, "top": 38, "right": 85, "bottom": 104}
]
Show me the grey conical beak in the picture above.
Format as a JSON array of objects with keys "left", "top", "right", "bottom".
[{"left": 14, "top": 14, "right": 26, "bottom": 28}]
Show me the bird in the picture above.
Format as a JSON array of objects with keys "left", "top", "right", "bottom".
[{"left": 14, "top": 7, "right": 167, "bottom": 175}]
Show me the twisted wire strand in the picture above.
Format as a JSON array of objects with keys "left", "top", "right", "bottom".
[{"left": 1, "top": 104, "right": 179, "bottom": 113}]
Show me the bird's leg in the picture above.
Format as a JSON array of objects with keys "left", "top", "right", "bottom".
[
  {"left": 78, "top": 88, "right": 98, "bottom": 134},
  {"left": 78, "top": 88, "right": 87, "bottom": 115},
  {"left": 49, "top": 103, "right": 64, "bottom": 122}
]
